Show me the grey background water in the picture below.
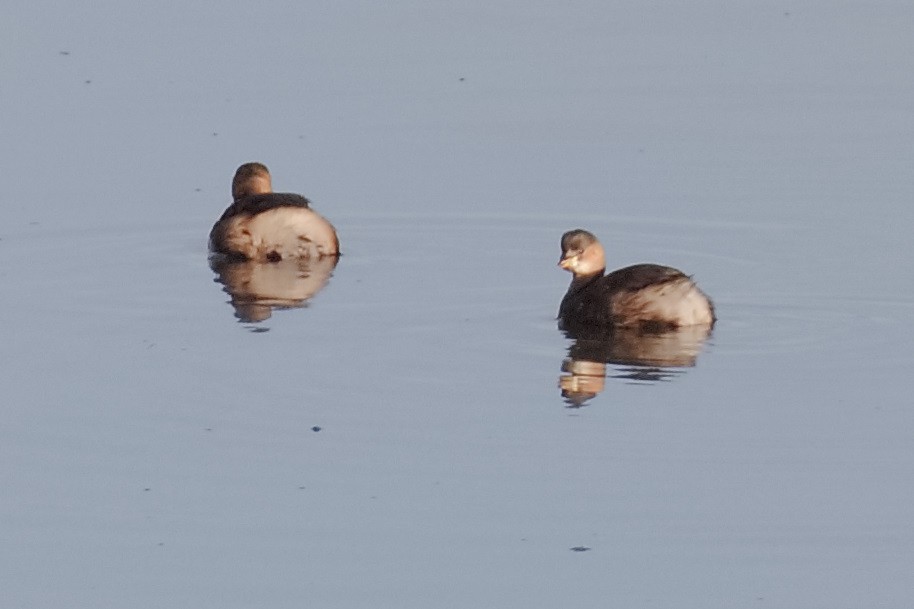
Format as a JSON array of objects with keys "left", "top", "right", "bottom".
[{"left": 3, "top": 2, "right": 913, "bottom": 607}]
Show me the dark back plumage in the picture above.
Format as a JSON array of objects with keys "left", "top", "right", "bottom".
[{"left": 215, "top": 193, "right": 311, "bottom": 223}]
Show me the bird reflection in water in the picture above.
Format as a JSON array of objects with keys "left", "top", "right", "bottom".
[
  {"left": 558, "top": 324, "right": 712, "bottom": 407},
  {"left": 210, "top": 255, "right": 338, "bottom": 324}
]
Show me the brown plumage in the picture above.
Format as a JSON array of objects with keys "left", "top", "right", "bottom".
[
  {"left": 558, "top": 229, "right": 715, "bottom": 331},
  {"left": 209, "top": 163, "right": 339, "bottom": 262}
]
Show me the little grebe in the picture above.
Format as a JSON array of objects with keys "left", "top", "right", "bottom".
[
  {"left": 558, "top": 229, "right": 715, "bottom": 331},
  {"left": 209, "top": 162, "right": 339, "bottom": 262}
]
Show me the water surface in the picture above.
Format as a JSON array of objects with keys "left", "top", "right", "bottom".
[{"left": 3, "top": 2, "right": 914, "bottom": 608}]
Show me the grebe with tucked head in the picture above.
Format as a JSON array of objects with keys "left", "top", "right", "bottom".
[
  {"left": 209, "top": 162, "right": 339, "bottom": 262},
  {"left": 558, "top": 229, "right": 715, "bottom": 331}
]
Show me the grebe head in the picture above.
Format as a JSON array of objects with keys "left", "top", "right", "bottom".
[
  {"left": 232, "top": 162, "right": 273, "bottom": 201},
  {"left": 559, "top": 229, "right": 606, "bottom": 277}
]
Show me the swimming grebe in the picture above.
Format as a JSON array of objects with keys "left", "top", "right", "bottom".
[
  {"left": 209, "top": 162, "right": 339, "bottom": 262},
  {"left": 558, "top": 229, "right": 715, "bottom": 331}
]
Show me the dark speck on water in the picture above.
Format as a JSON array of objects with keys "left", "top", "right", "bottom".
[
  {"left": 570, "top": 546, "right": 591, "bottom": 552},
  {"left": 311, "top": 426, "right": 322, "bottom": 432}
]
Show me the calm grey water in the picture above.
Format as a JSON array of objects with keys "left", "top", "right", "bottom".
[{"left": 3, "top": 2, "right": 914, "bottom": 608}]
